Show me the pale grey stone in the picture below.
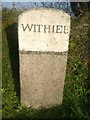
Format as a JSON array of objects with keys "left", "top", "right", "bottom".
[{"left": 18, "top": 8, "right": 71, "bottom": 108}]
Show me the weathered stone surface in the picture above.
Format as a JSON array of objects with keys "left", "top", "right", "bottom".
[
  {"left": 18, "top": 8, "right": 70, "bottom": 52},
  {"left": 18, "top": 8, "right": 70, "bottom": 108}
]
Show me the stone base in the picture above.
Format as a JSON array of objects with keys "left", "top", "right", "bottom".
[{"left": 19, "top": 51, "right": 67, "bottom": 108}]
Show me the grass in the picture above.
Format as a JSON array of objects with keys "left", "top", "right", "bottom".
[{"left": 2, "top": 8, "right": 90, "bottom": 119}]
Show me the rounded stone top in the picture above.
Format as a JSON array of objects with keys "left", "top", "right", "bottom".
[
  {"left": 18, "top": 8, "right": 71, "bottom": 52},
  {"left": 18, "top": 7, "right": 70, "bottom": 21}
]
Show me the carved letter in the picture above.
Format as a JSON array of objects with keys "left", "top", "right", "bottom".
[
  {"left": 64, "top": 26, "right": 68, "bottom": 34},
  {"left": 44, "top": 25, "right": 50, "bottom": 33},
  {"left": 37, "top": 25, "right": 43, "bottom": 32},
  {"left": 56, "top": 25, "right": 63, "bottom": 33},
  {"left": 21, "top": 24, "right": 33, "bottom": 31}
]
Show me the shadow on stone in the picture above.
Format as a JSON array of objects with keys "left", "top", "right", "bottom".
[{"left": 5, "top": 23, "right": 20, "bottom": 100}]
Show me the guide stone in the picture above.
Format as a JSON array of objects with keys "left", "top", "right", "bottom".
[{"left": 18, "top": 8, "right": 70, "bottom": 108}]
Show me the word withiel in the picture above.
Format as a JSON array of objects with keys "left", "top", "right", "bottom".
[{"left": 21, "top": 24, "right": 69, "bottom": 34}]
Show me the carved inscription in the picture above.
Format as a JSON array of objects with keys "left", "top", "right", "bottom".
[{"left": 21, "top": 24, "right": 69, "bottom": 34}]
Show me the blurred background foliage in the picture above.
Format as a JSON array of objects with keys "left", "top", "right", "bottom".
[{"left": 1, "top": 2, "right": 90, "bottom": 119}]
